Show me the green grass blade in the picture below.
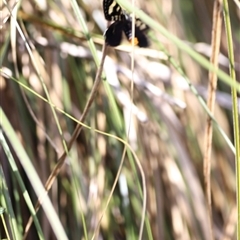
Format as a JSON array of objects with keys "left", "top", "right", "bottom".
[
  {"left": 222, "top": 0, "right": 240, "bottom": 238},
  {"left": 0, "top": 108, "right": 68, "bottom": 240}
]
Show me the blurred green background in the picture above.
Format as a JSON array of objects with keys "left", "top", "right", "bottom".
[{"left": 1, "top": 0, "right": 240, "bottom": 239}]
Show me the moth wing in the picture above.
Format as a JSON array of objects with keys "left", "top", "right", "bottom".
[
  {"left": 103, "top": 0, "right": 123, "bottom": 21},
  {"left": 104, "top": 21, "right": 125, "bottom": 47}
]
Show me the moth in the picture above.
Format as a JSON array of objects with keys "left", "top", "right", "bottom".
[{"left": 103, "top": 0, "right": 149, "bottom": 47}]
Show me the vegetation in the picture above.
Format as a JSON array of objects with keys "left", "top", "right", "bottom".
[{"left": 1, "top": 0, "right": 240, "bottom": 239}]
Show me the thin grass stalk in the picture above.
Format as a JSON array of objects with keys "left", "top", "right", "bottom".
[
  {"left": 117, "top": 0, "right": 239, "bottom": 91},
  {"left": 7, "top": 9, "right": 71, "bottom": 236},
  {"left": 91, "top": 138, "right": 147, "bottom": 240},
  {"left": 23, "top": 44, "right": 108, "bottom": 239},
  {"left": 4, "top": 0, "right": 68, "bottom": 157},
  {"left": 9, "top": 4, "right": 71, "bottom": 236},
  {"left": 128, "top": 0, "right": 148, "bottom": 239},
  {"left": 70, "top": 0, "right": 100, "bottom": 66},
  {"left": 0, "top": 166, "right": 19, "bottom": 240},
  {"left": 0, "top": 210, "right": 11, "bottom": 240},
  {"left": 10, "top": 8, "right": 59, "bottom": 159},
  {"left": 222, "top": 0, "right": 240, "bottom": 238},
  {"left": 23, "top": 0, "right": 107, "bottom": 236},
  {"left": 1, "top": 109, "right": 68, "bottom": 240},
  {"left": 117, "top": 1, "right": 237, "bottom": 159},
  {"left": 1, "top": 69, "right": 164, "bottom": 238},
  {"left": 203, "top": 1, "right": 223, "bottom": 239},
  {"left": 0, "top": 131, "right": 44, "bottom": 240},
  {"left": 126, "top": 150, "right": 154, "bottom": 240},
  {"left": 129, "top": 3, "right": 153, "bottom": 238},
  {"left": 1, "top": 71, "right": 127, "bottom": 143}
]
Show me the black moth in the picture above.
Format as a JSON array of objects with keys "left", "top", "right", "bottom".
[{"left": 103, "top": 0, "right": 149, "bottom": 47}]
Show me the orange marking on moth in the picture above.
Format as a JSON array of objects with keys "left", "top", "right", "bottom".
[{"left": 129, "top": 37, "right": 139, "bottom": 46}]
